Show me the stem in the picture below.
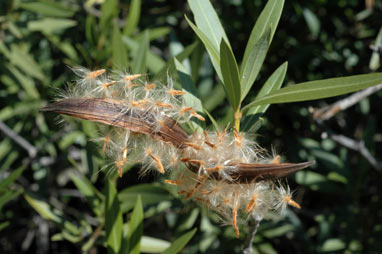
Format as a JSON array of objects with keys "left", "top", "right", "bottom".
[
  {"left": 234, "top": 108, "right": 242, "bottom": 132},
  {"left": 243, "top": 218, "right": 262, "bottom": 254},
  {"left": 312, "top": 84, "right": 382, "bottom": 121},
  {"left": 0, "top": 121, "right": 37, "bottom": 158}
]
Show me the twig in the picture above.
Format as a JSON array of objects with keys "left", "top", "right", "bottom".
[
  {"left": 310, "top": 84, "right": 382, "bottom": 172},
  {"left": 34, "top": 215, "right": 49, "bottom": 254},
  {"left": 311, "top": 84, "right": 382, "bottom": 121},
  {"left": 243, "top": 219, "right": 261, "bottom": 254},
  {"left": 0, "top": 121, "right": 38, "bottom": 158},
  {"left": 321, "top": 129, "right": 382, "bottom": 172},
  {"left": 370, "top": 44, "right": 382, "bottom": 54}
]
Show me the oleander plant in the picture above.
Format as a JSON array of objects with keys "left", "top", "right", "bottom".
[{"left": 1, "top": 0, "right": 382, "bottom": 253}]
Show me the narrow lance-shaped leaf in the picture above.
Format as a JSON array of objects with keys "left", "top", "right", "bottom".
[
  {"left": 187, "top": 0, "right": 230, "bottom": 50},
  {"left": 0, "top": 190, "right": 23, "bottom": 212},
  {"left": 122, "top": 36, "right": 165, "bottom": 73},
  {"left": 27, "top": 18, "right": 77, "bottom": 35},
  {"left": 0, "top": 166, "right": 26, "bottom": 189},
  {"left": 71, "top": 174, "right": 103, "bottom": 216},
  {"left": 5, "top": 43, "right": 45, "bottom": 81},
  {"left": 0, "top": 222, "right": 10, "bottom": 232},
  {"left": 140, "top": 236, "right": 170, "bottom": 253},
  {"left": 18, "top": 1, "right": 77, "bottom": 18},
  {"left": 243, "top": 61, "right": 288, "bottom": 114},
  {"left": 251, "top": 73, "right": 382, "bottom": 105},
  {"left": 242, "top": 61, "right": 288, "bottom": 132},
  {"left": 105, "top": 179, "right": 123, "bottom": 254},
  {"left": 174, "top": 58, "right": 204, "bottom": 131},
  {"left": 145, "top": 27, "right": 171, "bottom": 41},
  {"left": 24, "top": 193, "right": 80, "bottom": 235},
  {"left": 240, "top": 28, "right": 271, "bottom": 100},
  {"left": 241, "top": 0, "right": 284, "bottom": 71},
  {"left": 303, "top": 8, "right": 320, "bottom": 38},
  {"left": 112, "top": 24, "right": 129, "bottom": 68},
  {"left": 174, "top": 58, "right": 202, "bottom": 110},
  {"left": 126, "top": 196, "right": 143, "bottom": 254},
  {"left": 161, "top": 228, "right": 197, "bottom": 254},
  {"left": 154, "top": 41, "right": 199, "bottom": 80},
  {"left": 369, "top": 26, "right": 382, "bottom": 70},
  {"left": 100, "top": 0, "right": 118, "bottom": 30},
  {"left": 118, "top": 184, "right": 172, "bottom": 213},
  {"left": 185, "top": 15, "right": 222, "bottom": 81},
  {"left": 203, "top": 108, "right": 219, "bottom": 131},
  {"left": 123, "top": 0, "right": 141, "bottom": 36},
  {"left": 24, "top": 193, "right": 61, "bottom": 223},
  {"left": 220, "top": 39, "right": 241, "bottom": 111},
  {"left": 132, "top": 30, "right": 149, "bottom": 74}
]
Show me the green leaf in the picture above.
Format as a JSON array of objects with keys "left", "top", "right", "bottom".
[
  {"left": 203, "top": 108, "right": 219, "bottom": 131},
  {"left": 176, "top": 208, "right": 199, "bottom": 232},
  {"left": 24, "top": 193, "right": 61, "bottom": 223},
  {"left": 123, "top": 0, "right": 141, "bottom": 36},
  {"left": 146, "top": 27, "right": 171, "bottom": 41},
  {"left": 174, "top": 58, "right": 204, "bottom": 131},
  {"left": 327, "top": 172, "right": 347, "bottom": 184},
  {"left": 71, "top": 174, "right": 103, "bottom": 216},
  {"left": 0, "top": 151, "right": 18, "bottom": 172},
  {"left": 369, "top": 27, "right": 382, "bottom": 70},
  {"left": 112, "top": 24, "right": 129, "bottom": 68},
  {"left": 0, "top": 101, "right": 44, "bottom": 121},
  {"left": 118, "top": 184, "right": 172, "bottom": 213},
  {"left": 127, "top": 196, "right": 143, "bottom": 254},
  {"left": 203, "top": 85, "right": 226, "bottom": 112},
  {"left": 85, "top": 15, "right": 97, "bottom": 45},
  {"left": 122, "top": 36, "right": 165, "bottom": 73},
  {"left": 241, "top": 0, "right": 284, "bottom": 71},
  {"left": 187, "top": 0, "right": 229, "bottom": 50},
  {"left": 7, "top": 66, "right": 40, "bottom": 100},
  {"left": 0, "top": 221, "right": 10, "bottom": 232},
  {"left": 100, "top": 0, "right": 118, "bottom": 30},
  {"left": 0, "top": 189, "right": 23, "bottom": 211},
  {"left": 141, "top": 236, "right": 170, "bottom": 253},
  {"left": 240, "top": 28, "right": 271, "bottom": 100},
  {"left": 251, "top": 73, "right": 382, "bottom": 105},
  {"left": 220, "top": 39, "right": 241, "bottom": 111},
  {"left": 44, "top": 33, "right": 79, "bottom": 61},
  {"left": 0, "top": 166, "right": 25, "bottom": 190},
  {"left": 132, "top": 30, "right": 149, "bottom": 74},
  {"left": 174, "top": 58, "right": 202, "bottom": 111},
  {"left": 58, "top": 131, "right": 85, "bottom": 150},
  {"left": 18, "top": 1, "right": 77, "bottom": 18},
  {"left": 161, "top": 228, "right": 197, "bottom": 254},
  {"left": 246, "top": 61, "right": 288, "bottom": 112},
  {"left": 303, "top": 8, "right": 321, "bottom": 38},
  {"left": 154, "top": 41, "right": 198, "bottom": 80},
  {"left": 263, "top": 224, "right": 295, "bottom": 238},
  {"left": 28, "top": 18, "right": 77, "bottom": 34},
  {"left": 2, "top": 43, "right": 45, "bottom": 81},
  {"left": 105, "top": 179, "right": 123, "bottom": 254},
  {"left": 24, "top": 192, "right": 80, "bottom": 235},
  {"left": 242, "top": 61, "right": 287, "bottom": 131},
  {"left": 322, "top": 239, "right": 346, "bottom": 252},
  {"left": 185, "top": 15, "right": 222, "bottom": 81},
  {"left": 295, "top": 171, "right": 344, "bottom": 194},
  {"left": 246, "top": 117, "right": 264, "bottom": 134}
]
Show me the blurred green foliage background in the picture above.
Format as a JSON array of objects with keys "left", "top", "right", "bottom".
[{"left": 0, "top": 0, "right": 381, "bottom": 253}]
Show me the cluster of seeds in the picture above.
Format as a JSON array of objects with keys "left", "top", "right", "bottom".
[
  {"left": 170, "top": 171, "right": 300, "bottom": 237},
  {"left": 45, "top": 68, "right": 309, "bottom": 237},
  {"left": 182, "top": 130, "right": 268, "bottom": 181}
]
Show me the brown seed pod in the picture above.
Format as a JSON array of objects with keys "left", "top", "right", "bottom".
[{"left": 43, "top": 97, "right": 314, "bottom": 182}]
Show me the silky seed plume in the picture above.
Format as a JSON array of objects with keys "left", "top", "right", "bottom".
[{"left": 42, "top": 67, "right": 315, "bottom": 238}]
